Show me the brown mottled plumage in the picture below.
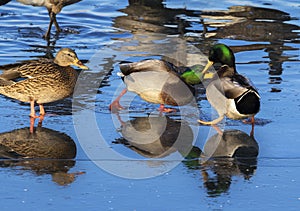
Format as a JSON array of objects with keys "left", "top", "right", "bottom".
[
  {"left": 0, "top": 126, "right": 86, "bottom": 186},
  {"left": 0, "top": 64, "right": 78, "bottom": 104},
  {"left": 0, "top": 48, "right": 88, "bottom": 133},
  {"left": 0, "top": 127, "right": 76, "bottom": 159}
]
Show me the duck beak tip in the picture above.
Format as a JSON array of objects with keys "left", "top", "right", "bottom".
[
  {"left": 76, "top": 60, "right": 89, "bottom": 70},
  {"left": 202, "top": 61, "right": 214, "bottom": 74}
]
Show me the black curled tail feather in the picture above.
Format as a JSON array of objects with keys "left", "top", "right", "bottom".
[{"left": 235, "top": 90, "right": 260, "bottom": 115}]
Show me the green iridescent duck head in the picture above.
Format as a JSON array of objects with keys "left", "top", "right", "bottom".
[
  {"left": 202, "top": 44, "right": 236, "bottom": 74},
  {"left": 181, "top": 64, "right": 215, "bottom": 85},
  {"left": 181, "top": 64, "right": 205, "bottom": 85}
]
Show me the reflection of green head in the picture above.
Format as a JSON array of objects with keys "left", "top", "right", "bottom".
[
  {"left": 204, "top": 175, "right": 231, "bottom": 197},
  {"left": 208, "top": 44, "right": 236, "bottom": 69}
]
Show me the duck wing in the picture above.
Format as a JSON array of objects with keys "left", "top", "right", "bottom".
[
  {"left": 206, "top": 80, "right": 228, "bottom": 116},
  {"left": 0, "top": 77, "right": 15, "bottom": 86},
  {"left": 219, "top": 74, "right": 259, "bottom": 99},
  {"left": 221, "top": 78, "right": 248, "bottom": 99},
  {"left": 119, "top": 59, "right": 176, "bottom": 76},
  {"left": 205, "top": 75, "right": 251, "bottom": 114},
  {"left": 0, "top": 71, "right": 75, "bottom": 104},
  {"left": 0, "top": 59, "right": 57, "bottom": 80}
]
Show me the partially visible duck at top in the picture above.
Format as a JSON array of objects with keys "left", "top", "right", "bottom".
[
  {"left": 198, "top": 44, "right": 260, "bottom": 136},
  {"left": 109, "top": 59, "right": 211, "bottom": 113},
  {"left": 16, "top": 0, "right": 82, "bottom": 39}
]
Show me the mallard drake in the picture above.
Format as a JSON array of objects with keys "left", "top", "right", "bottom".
[
  {"left": 198, "top": 44, "right": 260, "bottom": 133},
  {"left": 109, "top": 59, "right": 209, "bottom": 113},
  {"left": 14, "top": 0, "right": 82, "bottom": 39},
  {"left": 0, "top": 48, "right": 88, "bottom": 133}
]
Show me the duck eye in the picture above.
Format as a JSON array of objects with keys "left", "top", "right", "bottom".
[{"left": 67, "top": 53, "right": 75, "bottom": 58}]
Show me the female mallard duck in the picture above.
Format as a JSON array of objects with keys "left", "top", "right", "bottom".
[
  {"left": 109, "top": 59, "right": 209, "bottom": 113},
  {"left": 0, "top": 48, "right": 88, "bottom": 132},
  {"left": 198, "top": 44, "right": 260, "bottom": 132}
]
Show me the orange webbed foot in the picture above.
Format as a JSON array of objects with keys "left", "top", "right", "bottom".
[
  {"left": 158, "top": 104, "right": 177, "bottom": 113},
  {"left": 109, "top": 100, "right": 125, "bottom": 113}
]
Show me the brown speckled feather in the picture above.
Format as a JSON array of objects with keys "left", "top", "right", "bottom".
[
  {"left": 0, "top": 127, "right": 76, "bottom": 159},
  {"left": 0, "top": 59, "right": 59, "bottom": 80},
  {"left": 0, "top": 66, "right": 78, "bottom": 103},
  {"left": 0, "top": 48, "right": 87, "bottom": 106}
]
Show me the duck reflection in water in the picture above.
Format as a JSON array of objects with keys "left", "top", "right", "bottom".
[
  {"left": 0, "top": 127, "right": 84, "bottom": 186},
  {"left": 114, "top": 114, "right": 196, "bottom": 159},
  {"left": 197, "top": 130, "right": 259, "bottom": 197},
  {"left": 114, "top": 114, "right": 258, "bottom": 196}
]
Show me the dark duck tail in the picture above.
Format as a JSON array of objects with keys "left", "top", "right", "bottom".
[{"left": 235, "top": 89, "right": 260, "bottom": 115}]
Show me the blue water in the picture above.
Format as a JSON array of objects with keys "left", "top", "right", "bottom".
[{"left": 0, "top": 0, "right": 300, "bottom": 210}]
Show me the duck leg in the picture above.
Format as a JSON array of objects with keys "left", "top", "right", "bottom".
[
  {"left": 43, "top": 9, "right": 53, "bottom": 40},
  {"left": 250, "top": 116, "right": 255, "bottom": 137},
  {"left": 29, "top": 100, "right": 39, "bottom": 119},
  {"left": 29, "top": 102, "right": 46, "bottom": 133},
  {"left": 115, "top": 112, "right": 125, "bottom": 126},
  {"left": 52, "top": 2, "right": 63, "bottom": 33},
  {"left": 38, "top": 104, "right": 45, "bottom": 127},
  {"left": 242, "top": 116, "right": 256, "bottom": 136},
  {"left": 198, "top": 114, "right": 225, "bottom": 125},
  {"left": 30, "top": 117, "right": 36, "bottom": 134},
  {"left": 53, "top": 13, "right": 61, "bottom": 33},
  {"left": 29, "top": 100, "right": 38, "bottom": 133},
  {"left": 157, "top": 104, "right": 176, "bottom": 113},
  {"left": 212, "top": 125, "right": 223, "bottom": 135},
  {"left": 109, "top": 89, "right": 127, "bottom": 113}
]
